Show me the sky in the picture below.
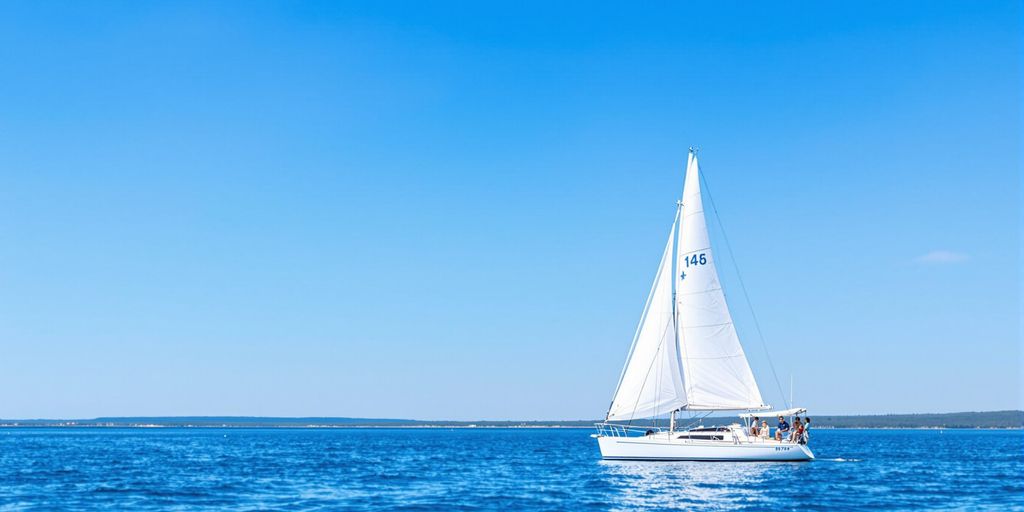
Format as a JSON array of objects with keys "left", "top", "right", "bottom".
[{"left": 0, "top": 1, "right": 1019, "bottom": 420}]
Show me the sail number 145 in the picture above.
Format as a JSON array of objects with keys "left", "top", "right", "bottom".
[{"left": 684, "top": 253, "right": 707, "bottom": 267}]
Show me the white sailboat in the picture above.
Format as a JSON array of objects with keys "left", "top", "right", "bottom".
[{"left": 594, "top": 149, "right": 814, "bottom": 462}]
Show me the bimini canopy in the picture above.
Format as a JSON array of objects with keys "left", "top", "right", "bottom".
[{"left": 739, "top": 407, "right": 806, "bottom": 419}]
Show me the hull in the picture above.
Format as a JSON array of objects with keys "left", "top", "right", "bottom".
[{"left": 597, "top": 435, "right": 814, "bottom": 462}]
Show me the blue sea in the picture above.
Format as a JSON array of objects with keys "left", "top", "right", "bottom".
[{"left": 0, "top": 428, "right": 1020, "bottom": 510}]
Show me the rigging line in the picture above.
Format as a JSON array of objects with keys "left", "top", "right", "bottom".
[
  {"left": 677, "top": 244, "right": 696, "bottom": 404},
  {"left": 671, "top": 200, "right": 689, "bottom": 412},
  {"left": 654, "top": 315, "right": 663, "bottom": 428},
  {"left": 625, "top": 319, "right": 674, "bottom": 425},
  {"left": 698, "top": 162, "right": 790, "bottom": 410},
  {"left": 678, "top": 411, "right": 711, "bottom": 431},
  {"left": 607, "top": 212, "right": 679, "bottom": 421}
]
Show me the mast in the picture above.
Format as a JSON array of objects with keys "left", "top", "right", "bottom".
[{"left": 671, "top": 196, "right": 685, "bottom": 407}]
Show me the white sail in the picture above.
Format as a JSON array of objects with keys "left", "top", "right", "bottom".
[
  {"left": 606, "top": 211, "right": 687, "bottom": 421},
  {"left": 675, "top": 152, "right": 765, "bottom": 410}
]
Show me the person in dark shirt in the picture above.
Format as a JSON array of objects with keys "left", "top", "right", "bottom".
[{"left": 775, "top": 415, "right": 790, "bottom": 441}]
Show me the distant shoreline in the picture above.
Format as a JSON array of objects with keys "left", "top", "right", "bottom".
[
  {"left": 0, "top": 424, "right": 1021, "bottom": 430},
  {"left": 2, "top": 410, "right": 1021, "bottom": 429}
]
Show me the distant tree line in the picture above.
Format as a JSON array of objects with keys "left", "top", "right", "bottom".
[{"left": 2, "top": 411, "right": 1021, "bottom": 428}]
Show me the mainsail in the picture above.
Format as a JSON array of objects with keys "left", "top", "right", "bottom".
[
  {"left": 675, "top": 152, "right": 765, "bottom": 410},
  {"left": 606, "top": 150, "right": 765, "bottom": 421}
]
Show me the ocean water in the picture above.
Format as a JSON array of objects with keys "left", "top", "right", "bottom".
[{"left": 0, "top": 428, "right": 1020, "bottom": 510}]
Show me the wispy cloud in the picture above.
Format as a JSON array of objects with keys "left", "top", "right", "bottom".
[{"left": 915, "top": 250, "right": 969, "bottom": 264}]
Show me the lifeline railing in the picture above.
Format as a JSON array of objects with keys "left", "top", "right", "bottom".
[
  {"left": 597, "top": 422, "right": 811, "bottom": 446},
  {"left": 594, "top": 423, "right": 664, "bottom": 437}
]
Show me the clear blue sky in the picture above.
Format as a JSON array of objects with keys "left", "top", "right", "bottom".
[{"left": 0, "top": 1, "right": 1019, "bottom": 420}]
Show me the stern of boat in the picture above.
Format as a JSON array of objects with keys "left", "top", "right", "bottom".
[
  {"left": 798, "top": 443, "right": 815, "bottom": 460},
  {"left": 594, "top": 422, "right": 816, "bottom": 461}
]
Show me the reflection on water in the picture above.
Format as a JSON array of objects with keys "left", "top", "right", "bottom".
[{"left": 600, "top": 460, "right": 789, "bottom": 510}]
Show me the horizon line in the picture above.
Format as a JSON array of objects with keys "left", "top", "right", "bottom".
[{"left": 3, "top": 409, "right": 1022, "bottom": 423}]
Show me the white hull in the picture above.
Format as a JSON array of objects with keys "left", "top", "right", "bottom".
[{"left": 597, "top": 433, "right": 814, "bottom": 462}]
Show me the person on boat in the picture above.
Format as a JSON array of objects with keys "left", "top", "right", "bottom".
[
  {"left": 760, "top": 420, "right": 770, "bottom": 440},
  {"left": 749, "top": 417, "right": 760, "bottom": 437},
  {"left": 789, "top": 418, "right": 803, "bottom": 443},
  {"left": 775, "top": 416, "right": 790, "bottom": 441},
  {"left": 801, "top": 417, "right": 811, "bottom": 444}
]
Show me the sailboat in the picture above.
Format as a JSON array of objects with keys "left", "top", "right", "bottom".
[{"left": 594, "top": 149, "right": 814, "bottom": 462}]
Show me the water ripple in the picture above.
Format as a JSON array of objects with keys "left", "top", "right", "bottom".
[{"left": 0, "top": 428, "right": 1020, "bottom": 510}]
